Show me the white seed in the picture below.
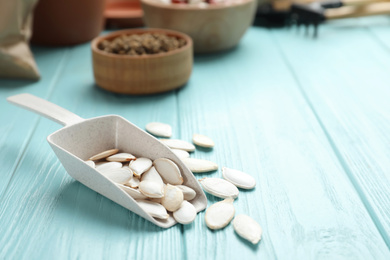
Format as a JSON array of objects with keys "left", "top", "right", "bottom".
[
  {"left": 139, "top": 180, "right": 164, "bottom": 198},
  {"left": 89, "top": 148, "right": 119, "bottom": 161},
  {"left": 96, "top": 161, "right": 123, "bottom": 173},
  {"left": 126, "top": 176, "right": 140, "bottom": 188},
  {"left": 173, "top": 201, "right": 197, "bottom": 224},
  {"left": 117, "top": 184, "right": 147, "bottom": 200},
  {"left": 182, "top": 158, "right": 218, "bottom": 173},
  {"left": 101, "top": 167, "right": 133, "bottom": 184},
  {"left": 160, "top": 139, "right": 195, "bottom": 152},
  {"left": 176, "top": 185, "right": 196, "bottom": 201},
  {"left": 146, "top": 122, "right": 172, "bottom": 138},
  {"left": 85, "top": 160, "right": 95, "bottom": 168},
  {"left": 222, "top": 167, "right": 256, "bottom": 189},
  {"left": 136, "top": 199, "right": 169, "bottom": 220},
  {"left": 130, "top": 157, "right": 152, "bottom": 177},
  {"left": 148, "top": 197, "right": 162, "bottom": 203},
  {"left": 199, "top": 178, "right": 239, "bottom": 199},
  {"left": 161, "top": 184, "right": 184, "bottom": 212},
  {"left": 233, "top": 215, "right": 262, "bottom": 244},
  {"left": 141, "top": 167, "right": 164, "bottom": 186},
  {"left": 205, "top": 198, "right": 235, "bottom": 230},
  {"left": 192, "top": 134, "right": 215, "bottom": 148},
  {"left": 107, "top": 152, "right": 136, "bottom": 162},
  {"left": 172, "top": 149, "right": 190, "bottom": 159},
  {"left": 154, "top": 158, "right": 183, "bottom": 185}
]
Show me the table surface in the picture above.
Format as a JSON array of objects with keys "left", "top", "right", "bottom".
[{"left": 1, "top": 16, "right": 390, "bottom": 260}]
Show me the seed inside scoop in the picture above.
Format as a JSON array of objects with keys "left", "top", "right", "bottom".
[
  {"left": 192, "top": 134, "right": 215, "bottom": 148},
  {"left": 233, "top": 215, "right": 262, "bottom": 244},
  {"left": 160, "top": 139, "right": 195, "bottom": 152},
  {"left": 130, "top": 158, "right": 152, "bottom": 177},
  {"left": 89, "top": 148, "right": 119, "bottom": 161},
  {"left": 101, "top": 167, "right": 133, "bottom": 184},
  {"left": 117, "top": 184, "right": 147, "bottom": 200},
  {"left": 199, "top": 177, "right": 239, "bottom": 199},
  {"left": 146, "top": 122, "right": 172, "bottom": 138},
  {"left": 96, "top": 161, "right": 123, "bottom": 173},
  {"left": 222, "top": 167, "right": 256, "bottom": 189},
  {"left": 153, "top": 158, "right": 183, "bottom": 185},
  {"left": 175, "top": 185, "right": 196, "bottom": 201},
  {"left": 161, "top": 184, "right": 184, "bottom": 212},
  {"left": 139, "top": 180, "right": 164, "bottom": 198},
  {"left": 205, "top": 198, "right": 235, "bottom": 230},
  {"left": 107, "top": 152, "right": 136, "bottom": 162},
  {"left": 136, "top": 199, "right": 169, "bottom": 220},
  {"left": 85, "top": 160, "right": 95, "bottom": 168},
  {"left": 141, "top": 167, "right": 164, "bottom": 186},
  {"left": 173, "top": 201, "right": 196, "bottom": 224},
  {"left": 182, "top": 158, "right": 218, "bottom": 173}
]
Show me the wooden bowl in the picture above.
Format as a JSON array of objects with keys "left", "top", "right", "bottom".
[
  {"left": 91, "top": 28, "right": 193, "bottom": 95},
  {"left": 141, "top": 0, "right": 257, "bottom": 53}
]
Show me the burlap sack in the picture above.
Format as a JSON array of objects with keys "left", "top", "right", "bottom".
[{"left": 0, "top": 0, "right": 40, "bottom": 80}]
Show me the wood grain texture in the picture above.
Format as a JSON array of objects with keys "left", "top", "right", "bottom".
[
  {"left": 271, "top": 16, "right": 390, "bottom": 245},
  {"left": 1, "top": 22, "right": 390, "bottom": 259}
]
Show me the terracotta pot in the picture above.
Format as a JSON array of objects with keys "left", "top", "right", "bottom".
[{"left": 31, "top": 0, "right": 106, "bottom": 46}]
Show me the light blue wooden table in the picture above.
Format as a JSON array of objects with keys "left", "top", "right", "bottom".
[{"left": 1, "top": 16, "right": 390, "bottom": 259}]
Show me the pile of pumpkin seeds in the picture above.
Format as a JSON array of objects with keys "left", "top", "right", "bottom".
[
  {"left": 85, "top": 148, "right": 198, "bottom": 224},
  {"left": 145, "top": 122, "right": 263, "bottom": 245}
]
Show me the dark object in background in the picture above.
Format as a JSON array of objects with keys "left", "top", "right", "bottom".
[
  {"left": 254, "top": 3, "right": 290, "bottom": 27},
  {"left": 31, "top": 0, "right": 106, "bottom": 46}
]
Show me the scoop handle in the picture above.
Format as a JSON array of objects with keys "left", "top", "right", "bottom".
[{"left": 7, "top": 93, "right": 84, "bottom": 127}]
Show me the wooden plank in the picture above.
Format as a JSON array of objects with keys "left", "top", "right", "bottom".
[
  {"left": 180, "top": 27, "right": 390, "bottom": 259},
  {"left": 0, "top": 43, "right": 183, "bottom": 259},
  {"left": 0, "top": 47, "right": 69, "bottom": 196},
  {"left": 272, "top": 17, "right": 390, "bottom": 245}
]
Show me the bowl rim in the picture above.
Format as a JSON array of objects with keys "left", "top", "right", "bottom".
[
  {"left": 91, "top": 28, "right": 193, "bottom": 59},
  {"left": 140, "top": 0, "right": 254, "bottom": 10}
]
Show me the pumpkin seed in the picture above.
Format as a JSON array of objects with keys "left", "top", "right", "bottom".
[
  {"left": 205, "top": 198, "right": 235, "bottom": 230},
  {"left": 139, "top": 180, "right": 164, "bottom": 198},
  {"left": 130, "top": 157, "right": 152, "bottom": 177},
  {"left": 126, "top": 175, "right": 140, "bottom": 188},
  {"left": 154, "top": 158, "right": 183, "bottom": 185},
  {"left": 101, "top": 167, "right": 133, "bottom": 184},
  {"left": 161, "top": 184, "right": 184, "bottom": 212},
  {"left": 182, "top": 158, "right": 218, "bottom": 173},
  {"left": 85, "top": 160, "right": 95, "bottom": 168},
  {"left": 96, "top": 161, "right": 123, "bottom": 173},
  {"left": 146, "top": 122, "right": 172, "bottom": 138},
  {"left": 199, "top": 178, "right": 239, "bottom": 199},
  {"left": 222, "top": 167, "right": 256, "bottom": 189},
  {"left": 136, "top": 199, "right": 169, "bottom": 220},
  {"left": 117, "top": 184, "right": 147, "bottom": 200},
  {"left": 89, "top": 148, "right": 119, "bottom": 161},
  {"left": 160, "top": 139, "right": 195, "bottom": 152},
  {"left": 107, "top": 152, "right": 136, "bottom": 162},
  {"left": 192, "top": 134, "right": 215, "bottom": 148},
  {"left": 176, "top": 185, "right": 196, "bottom": 201},
  {"left": 141, "top": 166, "right": 164, "bottom": 186},
  {"left": 233, "top": 215, "right": 262, "bottom": 244},
  {"left": 173, "top": 201, "right": 196, "bottom": 224},
  {"left": 148, "top": 197, "right": 162, "bottom": 203},
  {"left": 172, "top": 149, "right": 190, "bottom": 159}
]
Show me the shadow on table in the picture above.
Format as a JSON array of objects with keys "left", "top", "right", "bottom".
[{"left": 56, "top": 180, "right": 165, "bottom": 233}]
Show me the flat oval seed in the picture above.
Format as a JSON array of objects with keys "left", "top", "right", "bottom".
[
  {"left": 85, "top": 160, "right": 95, "bottom": 168},
  {"left": 173, "top": 201, "right": 197, "bottom": 224},
  {"left": 117, "top": 184, "right": 147, "bottom": 200},
  {"left": 199, "top": 178, "right": 239, "bottom": 199},
  {"left": 146, "top": 122, "right": 172, "bottom": 138},
  {"left": 96, "top": 162, "right": 123, "bottom": 173},
  {"left": 89, "top": 148, "right": 119, "bottom": 161},
  {"left": 192, "top": 134, "right": 215, "bottom": 148},
  {"left": 136, "top": 199, "right": 169, "bottom": 220},
  {"left": 139, "top": 180, "right": 164, "bottom": 198},
  {"left": 160, "top": 139, "right": 195, "bottom": 152},
  {"left": 107, "top": 153, "right": 136, "bottom": 162},
  {"left": 154, "top": 158, "right": 183, "bottom": 185},
  {"left": 161, "top": 184, "right": 184, "bottom": 212},
  {"left": 130, "top": 158, "right": 152, "bottom": 177},
  {"left": 222, "top": 167, "right": 256, "bottom": 189},
  {"left": 101, "top": 167, "right": 133, "bottom": 184},
  {"left": 205, "top": 198, "right": 235, "bottom": 230},
  {"left": 126, "top": 176, "right": 140, "bottom": 188},
  {"left": 141, "top": 167, "right": 164, "bottom": 186},
  {"left": 172, "top": 149, "right": 190, "bottom": 159},
  {"left": 182, "top": 158, "right": 218, "bottom": 173},
  {"left": 233, "top": 215, "right": 262, "bottom": 244},
  {"left": 175, "top": 185, "right": 196, "bottom": 201}
]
